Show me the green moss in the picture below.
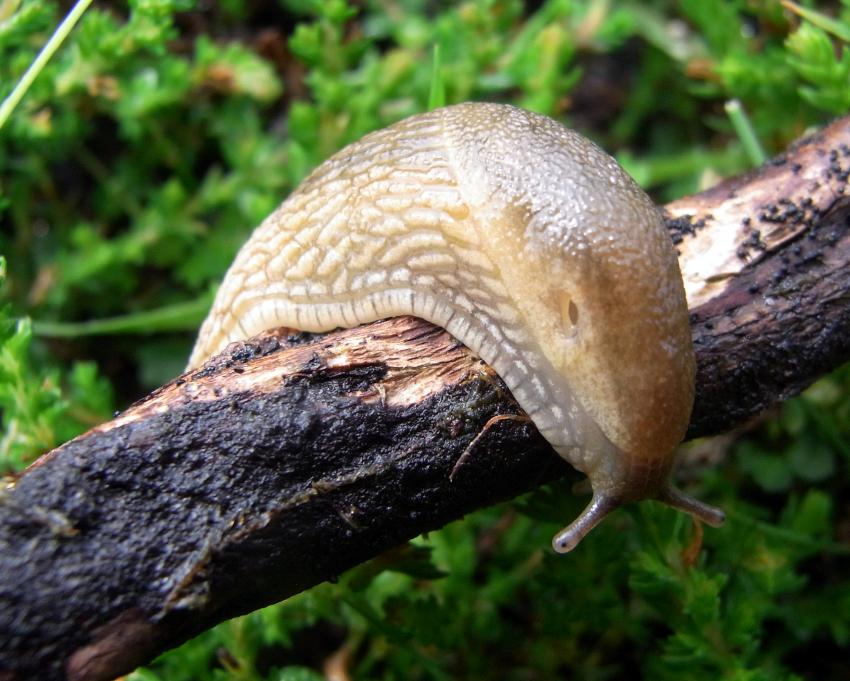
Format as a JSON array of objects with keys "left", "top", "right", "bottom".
[{"left": 1, "top": 1, "right": 849, "bottom": 678}]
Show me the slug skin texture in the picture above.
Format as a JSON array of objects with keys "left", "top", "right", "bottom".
[{"left": 190, "top": 103, "right": 723, "bottom": 552}]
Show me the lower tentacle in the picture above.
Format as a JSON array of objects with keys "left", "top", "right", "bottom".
[
  {"left": 655, "top": 485, "right": 725, "bottom": 527},
  {"left": 551, "top": 494, "right": 621, "bottom": 553}
]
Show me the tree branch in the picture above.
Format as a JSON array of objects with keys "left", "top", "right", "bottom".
[{"left": 2, "top": 116, "right": 850, "bottom": 681}]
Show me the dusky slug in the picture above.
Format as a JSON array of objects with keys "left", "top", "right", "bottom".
[{"left": 189, "top": 102, "right": 724, "bottom": 553}]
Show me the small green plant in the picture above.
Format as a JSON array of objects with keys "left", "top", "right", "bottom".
[{"left": 0, "top": 256, "right": 114, "bottom": 471}]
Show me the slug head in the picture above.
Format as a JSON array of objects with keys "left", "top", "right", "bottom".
[
  {"left": 447, "top": 103, "right": 695, "bottom": 476},
  {"left": 442, "top": 103, "right": 722, "bottom": 551},
  {"left": 548, "top": 226, "right": 696, "bottom": 490},
  {"left": 545, "top": 251, "right": 726, "bottom": 553}
]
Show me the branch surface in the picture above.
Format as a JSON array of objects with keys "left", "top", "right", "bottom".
[{"left": 2, "top": 117, "right": 850, "bottom": 681}]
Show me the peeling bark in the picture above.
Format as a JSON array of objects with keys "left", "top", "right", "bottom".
[{"left": 2, "top": 117, "right": 850, "bottom": 681}]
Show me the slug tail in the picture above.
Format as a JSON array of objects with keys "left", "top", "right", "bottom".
[
  {"left": 552, "top": 494, "right": 620, "bottom": 554},
  {"left": 656, "top": 486, "right": 725, "bottom": 527}
]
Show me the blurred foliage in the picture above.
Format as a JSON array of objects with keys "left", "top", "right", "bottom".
[{"left": 1, "top": 0, "right": 849, "bottom": 679}]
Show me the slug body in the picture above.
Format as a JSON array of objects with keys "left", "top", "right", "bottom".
[{"left": 190, "top": 103, "right": 723, "bottom": 552}]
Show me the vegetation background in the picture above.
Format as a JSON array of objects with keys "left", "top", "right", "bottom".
[{"left": 2, "top": 0, "right": 850, "bottom": 679}]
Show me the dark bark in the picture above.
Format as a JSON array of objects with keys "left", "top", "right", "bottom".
[{"left": 2, "top": 116, "right": 850, "bottom": 681}]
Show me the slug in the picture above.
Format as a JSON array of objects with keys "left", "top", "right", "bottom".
[{"left": 189, "top": 102, "right": 724, "bottom": 553}]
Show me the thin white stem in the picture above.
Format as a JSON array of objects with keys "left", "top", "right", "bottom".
[{"left": 0, "top": 0, "right": 94, "bottom": 132}]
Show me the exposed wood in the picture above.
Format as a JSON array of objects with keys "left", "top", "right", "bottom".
[{"left": 2, "top": 116, "right": 850, "bottom": 681}]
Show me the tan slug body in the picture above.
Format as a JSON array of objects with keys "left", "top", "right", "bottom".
[{"left": 189, "top": 102, "right": 724, "bottom": 552}]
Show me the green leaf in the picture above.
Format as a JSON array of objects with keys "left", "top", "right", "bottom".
[
  {"left": 783, "top": 1, "right": 850, "bottom": 43},
  {"left": 33, "top": 292, "right": 213, "bottom": 337},
  {"left": 788, "top": 436, "right": 835, "bottom": 482},
  {"left": 194, "top": 35, "right": 282, "bottom": 101},
  {"left": 682, "top": 571, "right": 726, "bottom": 625},
  {"left": 786, "top": 22, "right": 850, "bottom": 114},
  {"left": 782, "top": 490, "right": 832, "bottom": 541},
  {"left": 427, "top": 43, "right": 445, "bottom": 110},
  {"left": 737, "top": 442, "right": 794, "bottom": 492}
]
